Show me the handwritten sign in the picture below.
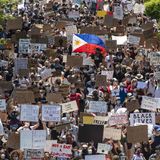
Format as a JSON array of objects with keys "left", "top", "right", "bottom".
[
  {"left": 61, "top": 101, "right": 78, "bottom": 113},
  {"left": 108, "top": 114, "right": 128, "bottom": 126},
  {"left": 24, "top": 149, "right": 44, "bottom": 159},
  {"left": 88, "top": 101, "right": 108, "bottom": 113},
  {"left": 42, "top": 104, "right": 61, "bottom": 122},
  {"left": 20, "top": 104, "right": 39, "bottom": 122},
  {"left": 103, "top": 127, "right": 121, "bottom": 140},
  {"left": 93, "top": 116, "right": 108, "bottom": 125},
  {"left": 97, "top": 143, "right": 112, "bottom": 154},
  {"left": 0, "top": 99, "right": 6, "bottom": 111},
  {"left": 130, "top": 112, "right": 155, "bottom": 126},
  {"left": 52, "top": 143, "right": 72, "bottom": 158}
]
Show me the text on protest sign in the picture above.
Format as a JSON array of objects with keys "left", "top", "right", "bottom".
[
  {"left": 24, "top": 149, "right": 44, "bottom": 159},
  {"left": 52, "top": 143, "right": 72, "bottom": 158},
  {"left": 20, "top": 104, "right": 39, "bottom": 122},
  {"left": 85, "top": 155, "right": 106, "bottom": 160},
  {"left": 128, "top": 35, "right": 140, "bottom": 45},
  {"left": 93, "top": 116, "right": 108, "bottom": 125},
  {"left": 42, "top": 104, "right": 61, "bottom": 122},
  {"left": 20, "top": 130, "right": 46, "bottom": 150},
  {"left": 103, "top": 127, "right": 121, "bottom": 140},
  {"left": 101, "top": 71, "right": 114, "bottom": 80},
  {"left": 19, "top": 39, "right": 31, "bottom": 54},
  {"left": 108, "top": 114, "right": 128, "bottom": 126},
  {"left": 113, "top": 6, "right": 124, "bottom": 20},
  {"left": 0, "top": 99, "right": 6, "bottom": 111},
  {"left": 97, "top": 143, "right": 112, "bottom": 154},
  {"left": 130, "top": 112, "right": 155, "bottom": 126},
  {"left": 141, "top": 96, "right": 160, "bottom": 112},
  {"left": 88, "top": 101, "right": 108, "bottom": 113},
  {"left": 61, "top": 100, "right": 78, "bottom": 113}
]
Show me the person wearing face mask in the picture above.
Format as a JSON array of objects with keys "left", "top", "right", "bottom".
[
  {"left": 131, "top": 148, "right": 146, "bottom": 160},
  {"left": 119, "top": 83, "right": 127, "bottom": 104}
]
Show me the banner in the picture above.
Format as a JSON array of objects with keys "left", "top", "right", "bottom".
[
  {"left": 108, "top": 114, "right": 128, "bottom": 126},
  {"left": 130, "top": 112, "right": 155, "bottom": 126},
  {"left": 42, "top": 104, "right": 61, "bottom": 122},
  {"left": 20, "top": 130, "right": 46, "bottom": 150},
  {"left": 97, "top": 143, "right": 112, "bottom": 154},
  {"left": 20, "top": 104, "right": 39, "bottom": 122},
  {"left": 0, "top": 99, "right": 6, "bottom": 111},
  {"left": 52, "top": 143, "right": 72, "bottom": 158},
  {"left": 61, "top": 100, "right": 78, "bottom": 113},
  {"left": 24, "top": 149, "right": 44, "bottom": 159},
  {"left": 141, "top": 96, "right": 160, "bottom": 111},
  {"left": 88, "top": 101, "right": 107, "bottom": 113}
]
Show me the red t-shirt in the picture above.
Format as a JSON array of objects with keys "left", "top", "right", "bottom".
[{"left": 69, "top": 93, "right": 81, "bottom": 108}]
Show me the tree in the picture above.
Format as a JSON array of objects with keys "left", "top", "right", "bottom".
[{"left": 145, "top": 0, "right": 160, "bottom": 20}]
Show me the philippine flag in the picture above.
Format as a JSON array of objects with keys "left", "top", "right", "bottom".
[{"left": 72, "top": 34, "right": 106, "bottom": 56}]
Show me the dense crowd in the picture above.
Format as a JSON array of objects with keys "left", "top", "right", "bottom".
[{"left": 0, "top": 0, "right": 160, "bottom": 159}]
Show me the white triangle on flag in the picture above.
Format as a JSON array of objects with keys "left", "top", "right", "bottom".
[{"left": 72, "top": 34, "right": 87, "bottom": 51}]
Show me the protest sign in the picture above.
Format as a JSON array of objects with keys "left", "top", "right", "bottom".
[
  {"left": 0, "top": 81, "right": 13, "bottom": 91},
  {"left": 20, "top": 130, "right": 46, "bottom": 150},
  {"left": 12, "top": 90, "right": 35, "bottom": 104},
  {"left": 61, "top": 100, "right": 78, "bottom": 114},
  {"left": 68, "top": 11, "right": 80, "bottom": 19},
  {"left": 96, "top": 75, "right": 107, "bottom": 86},
  {"left": 51, "top": 143, "right": 72, "bottom": 158},
  {"left": 101, "top": 71, "right": 114, "bottom": 80},
  {"left": 96, "top": 11, "right": 107, "bottom": 18},
  {"left": 130, "top": 113, "right": 155, "bottom": 126},
  {"left": 108, "top": 114, "right": 128, "bottom": 126},
  {"left": 40, "top": 68, "right": 52, "bottom": 79},
  {"left": 154, "top": 72, "right": 160, "bottom": 80},
  {"left": 106, "top": 40, "right": 117, "bottom": 50},
  {"left": 127, "top": 125, "right": 148, "bottom": 143},
  {"left": 103, "top": 127, "right": 122, "bottom": 140},
  {"left": 20, "top": 104, "right": 39, "bottom": 122},
  {"left": 65, "top": 25, "right": 77, "bottom": 41},
  {"left": 88, "top": 101, "right": 108, "bottom": 113},
  {"left": 0, "top": 119, "right": 4, "bottom": 135},
  {"left": 104, "top": 15, "right": 113, "bottom": 27},
  {"left": 54, "top": 123, "right": 71, "bottom": 132},
  {"left": 30, "top": 43, "right": 47, "bottom": 54},
  {"left": 0, "top": 112, "right": 8, "bottom": 122},
  {"left": 44, "top": 140, "right": 57, "bottom": 153},
  {"left": 128, "top": 35, "right": 140, "bottom": 45},
  {"left": 66, "top": 56, "right": 83, "bottom": 67},
  {"left": 0, "top": 99, "right": 6, "bottom": 111},
  {"left": 126, "top": 99, "right": 140, "bottom": 112},
  {"left": 112, "top": 35, "right": 127, "bottom": 45},
  {"left": 18, "top": 39, "right": 31, "bottom": 54},
  {"left": 133, "top": 3, "right": 145, "bottom": 14},
  {"left": 6, "top": 17, "right": 23, "bottom": 30},
  {"left": 83, "top": 116, "right": 94, "bottom": 124},
  {"left": 141, "top": 96, "right": 160, "bottom": 112},
  {"left": 14, "top": 58, "right": 28, "bottom": 75},
  {"left": 54, "top": 36, "right": 67, "bottom": 47},
  {"left": 83, "top": 57, "right": 95, "bottom": 66},
  {"left": 24, "top": 149, "right": 44, "bottom": 159},
  {"left": 42, "top": 104, "right": 61, "bottom": 122},
  {"left": 137, "top": 81, "right": 147, "bottom": 89},
  {"left": 97, "top": 143, "right": 112, "bottom": 154},
  {"left": 85, "top": 155, "right": 106, "bottom": 160},
  {"left": 93, "top": 116, "right": 108, "bottom": 125},
  {"left": 150, "top": 52, "right": 160, "bottom": 66},
  {"left": 6, "top": 132, "right": 20, "bottom": 149},
  {"left": 113, "top": 6, "right": 124, "bottom": 20},
  {"left": 78, "top": 124, "right": 103, "bottom": 144},
  {"left": 46, "top": 93, "right": 63, "bottom": 103}
]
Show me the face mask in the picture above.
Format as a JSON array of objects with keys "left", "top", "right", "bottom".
[
  {"left": 71, "top": 89, "right": 76, "bottom": 94},
  {"left": 0, "top": 154, "right": 5, "bottom": 159}
]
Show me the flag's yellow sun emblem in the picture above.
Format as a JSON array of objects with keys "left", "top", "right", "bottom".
[{"left": 75, "top": 40, "right": 80, "bottom": 46}]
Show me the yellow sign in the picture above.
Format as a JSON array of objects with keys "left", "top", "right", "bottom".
[
  {"left": 83, "top": 116, "right": 94, "bottom": 124},
  {"left": 96, "top": 11, "right": 107, "bottom": 18}
]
